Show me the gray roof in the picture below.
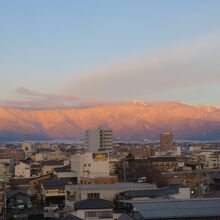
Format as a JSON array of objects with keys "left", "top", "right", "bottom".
[
  {"left": 61, "top": 215, "right": 83, "bottom": 220},
  {"left": 54, "top": 165, "right": 71, "bottom": 173},
  {"left": 120, "top": 185, "right": 181, "bottom": 198},
  {"left": 6, "top": 189, "right": 30, "bottom": 199},
  {"left": 42, "top": 179, "right": 72, "bottom": 189},
  {"left": 132, "top": 198, "right": 220, "bottom": 219},
  {"left": 209, "top": 173, "right": 220, "bottom": 180},
  {"left": 74, "top": 198, "right": 114, "bottom": 210},
  {"left": 66, "top": 182, "right": 155, "bottom": 191}
]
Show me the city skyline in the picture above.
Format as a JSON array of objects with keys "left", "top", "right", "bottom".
[{"left": 1, "top": 1, "right": 220, "bottom": 108}]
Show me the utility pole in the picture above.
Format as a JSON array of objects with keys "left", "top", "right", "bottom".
[{"left": 123, "top": 158, "right": 126, "bottom": 182}]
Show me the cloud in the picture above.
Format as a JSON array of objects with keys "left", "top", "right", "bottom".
[
  {"left": 15, "top": 87, "right": 79, "bottom": 101},
  {"left": 69, "top": 33, "right": 220, "bottom": 101},
  {"left": 0, "top": 87, "right": 108, "bottom": 109}
]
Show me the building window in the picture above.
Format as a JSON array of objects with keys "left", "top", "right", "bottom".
[
  {"left": 87, "top": 193, "right": 100, "bottom": 199},
  {"left": 85, "top": 211, "right": 113, "bottom": 219},
  {"left": 88, "top": 164, "right": 91, "bottom": 167},
  {"left": 59, "top": 188, "right": 64, "bottom": 194}
]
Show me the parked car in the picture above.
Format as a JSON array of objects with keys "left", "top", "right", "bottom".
[
  {"left": 44, "top": 204, "right": 59, "bottom": 212},
  {"left": 8, "top": 202, "right": 17, "bottom": 209},
  {"left": 25, "top": 200, "right": 33, "bottom": 209},
  {"left": 16, "top": 200, "right": 25, "bottom": 209}
]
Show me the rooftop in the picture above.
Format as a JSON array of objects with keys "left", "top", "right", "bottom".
[
  {"left": 42, "top": 179, "right": 72, "bottom": 189},
  {"left": 41, "top": 160, "right": 64, "bottom": 166},
  {"left": 132, "top": 198, "right": 220, "bottom": 219},
  {"left": 74, "top": 198, "right": 114, "bottom": 210},
  {"left": 66, "top": 182, "right": 155, "bottom": 191},
  {"left": 120, "top": 185, "right": 182, "bottom": 199}
]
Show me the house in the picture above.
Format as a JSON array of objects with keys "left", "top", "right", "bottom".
[
  {"left": 40, "top": 178, "right": 74, "bottom": 208},
  {"left": 41, "top": 160, "right": 68, "bottom": 175},
  {"left": 15, "top": 162, "right": 31, "bottom": 178},
  {"left": 54, "top": 165, "right": 77, "bottom": 180},
  {"left": 72, "top": 198, "right": 115, "bottom": 220},
  {"left": 30, "top": 162, "right": 42, "bottom": 177}
]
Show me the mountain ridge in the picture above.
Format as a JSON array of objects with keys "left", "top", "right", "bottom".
[{"left": 0, "top": 101, "right": 220, "bottom": 141}]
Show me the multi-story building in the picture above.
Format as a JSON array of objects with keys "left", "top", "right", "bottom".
[
  {"left": 160, "top": 132, "right": 173, "bottom": 151},
  {"left": 85, "top": 125, "right": 113, "bottom": 152},
  {"left": 71, "top": 152, "right": 110, "bottom": 183}
]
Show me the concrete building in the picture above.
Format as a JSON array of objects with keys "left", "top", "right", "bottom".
[
  {"left": 65, "top": 183, "right": 156, "bottom": 208},
  {"left": 85, "top": 125, "right": 113, "bottom": 152},
  {"left": 160, "top": 132, "right": 173, "bottom": 151},
  {"left": 71, "top": 152, "right": 110, "bottom": 183}
]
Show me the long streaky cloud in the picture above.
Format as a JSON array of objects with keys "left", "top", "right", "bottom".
[
  {"left": 69, "top": 33, "right": 220, "bottom": 101},
  {"left": 15, "top": 87, "right": 79, "bottom": 101},
  {"left": 0, "top": 87, "right": 109, "bottom": 109}
]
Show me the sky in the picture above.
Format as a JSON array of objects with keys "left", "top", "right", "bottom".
[{"left": 0, "top": 0, "right": 220, "bottom": 108}]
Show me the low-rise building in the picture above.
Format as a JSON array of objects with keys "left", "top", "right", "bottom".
[
  {"left": 118, "top": 185, "right": 190, "bottom": 202},
  {"left": 15, "top": 162, "right": 30, "bottom": 178},
  {"left": 65, "top": 183, "right": 156, "bottom": 208},
  {"left": 41, "top": 160, "right": 69, "bottom": 175},
  {"left": 72, "top": 198, "right": 116, "bottom": 220},
  {"left": 40, "top": 178, "right": 74, "bottom": 208}
]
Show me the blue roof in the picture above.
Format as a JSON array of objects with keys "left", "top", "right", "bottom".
[{"left": 132, "top": 198, "right": 220, "bottom": 219}]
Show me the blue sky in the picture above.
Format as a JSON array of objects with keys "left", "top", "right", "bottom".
[{"left": 0, "top": 0, "right": 220, "bottom": 107}]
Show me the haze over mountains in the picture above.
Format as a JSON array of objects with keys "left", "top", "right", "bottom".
[{"left": 0, "top": 101, "right": 220, "bottom": 142}]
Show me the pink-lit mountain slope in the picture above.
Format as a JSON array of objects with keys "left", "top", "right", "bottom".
[{"left": 0, "top": 101, "right": 220, "bottom": 141}]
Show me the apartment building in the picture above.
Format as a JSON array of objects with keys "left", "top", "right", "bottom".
[{"left": 85, "top": 125, "right": 113, "bottom": 152}]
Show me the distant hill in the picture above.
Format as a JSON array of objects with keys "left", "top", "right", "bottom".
[{"left": 0, "top": 101, "right": 220, "bottom": 141}]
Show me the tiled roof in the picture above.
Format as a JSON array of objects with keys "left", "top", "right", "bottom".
[{"left": 74, "top": 198, "right": 114, "bottom": 210}]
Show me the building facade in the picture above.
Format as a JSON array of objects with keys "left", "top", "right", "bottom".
[
  {"left": 71, "top": 152, "right": 110, "bottom": 183},
  {"left": 85, "top": 125, "right": 113, "bottom": 152},
  {"left": 160, "top": 132, "right": 173, "bottom": 151}
]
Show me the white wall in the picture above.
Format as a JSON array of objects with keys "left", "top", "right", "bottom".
[
  {"left": 71, "top": 153, "right": 109, "bottom": 183},
  {"left": 15, "top": 162, "right": 30, "bottom": 178}
]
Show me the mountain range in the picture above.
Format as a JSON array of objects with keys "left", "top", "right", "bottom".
[{"left": 1, "top": 101, "right": 220, "bottom": 142}]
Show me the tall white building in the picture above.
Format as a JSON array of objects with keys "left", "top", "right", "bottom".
[
  {"left": 71, "top": 152, "right": 110, "bottom": 183},
  {"left": 85, "top": 125, "right": 113, "bottom": 152}
]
